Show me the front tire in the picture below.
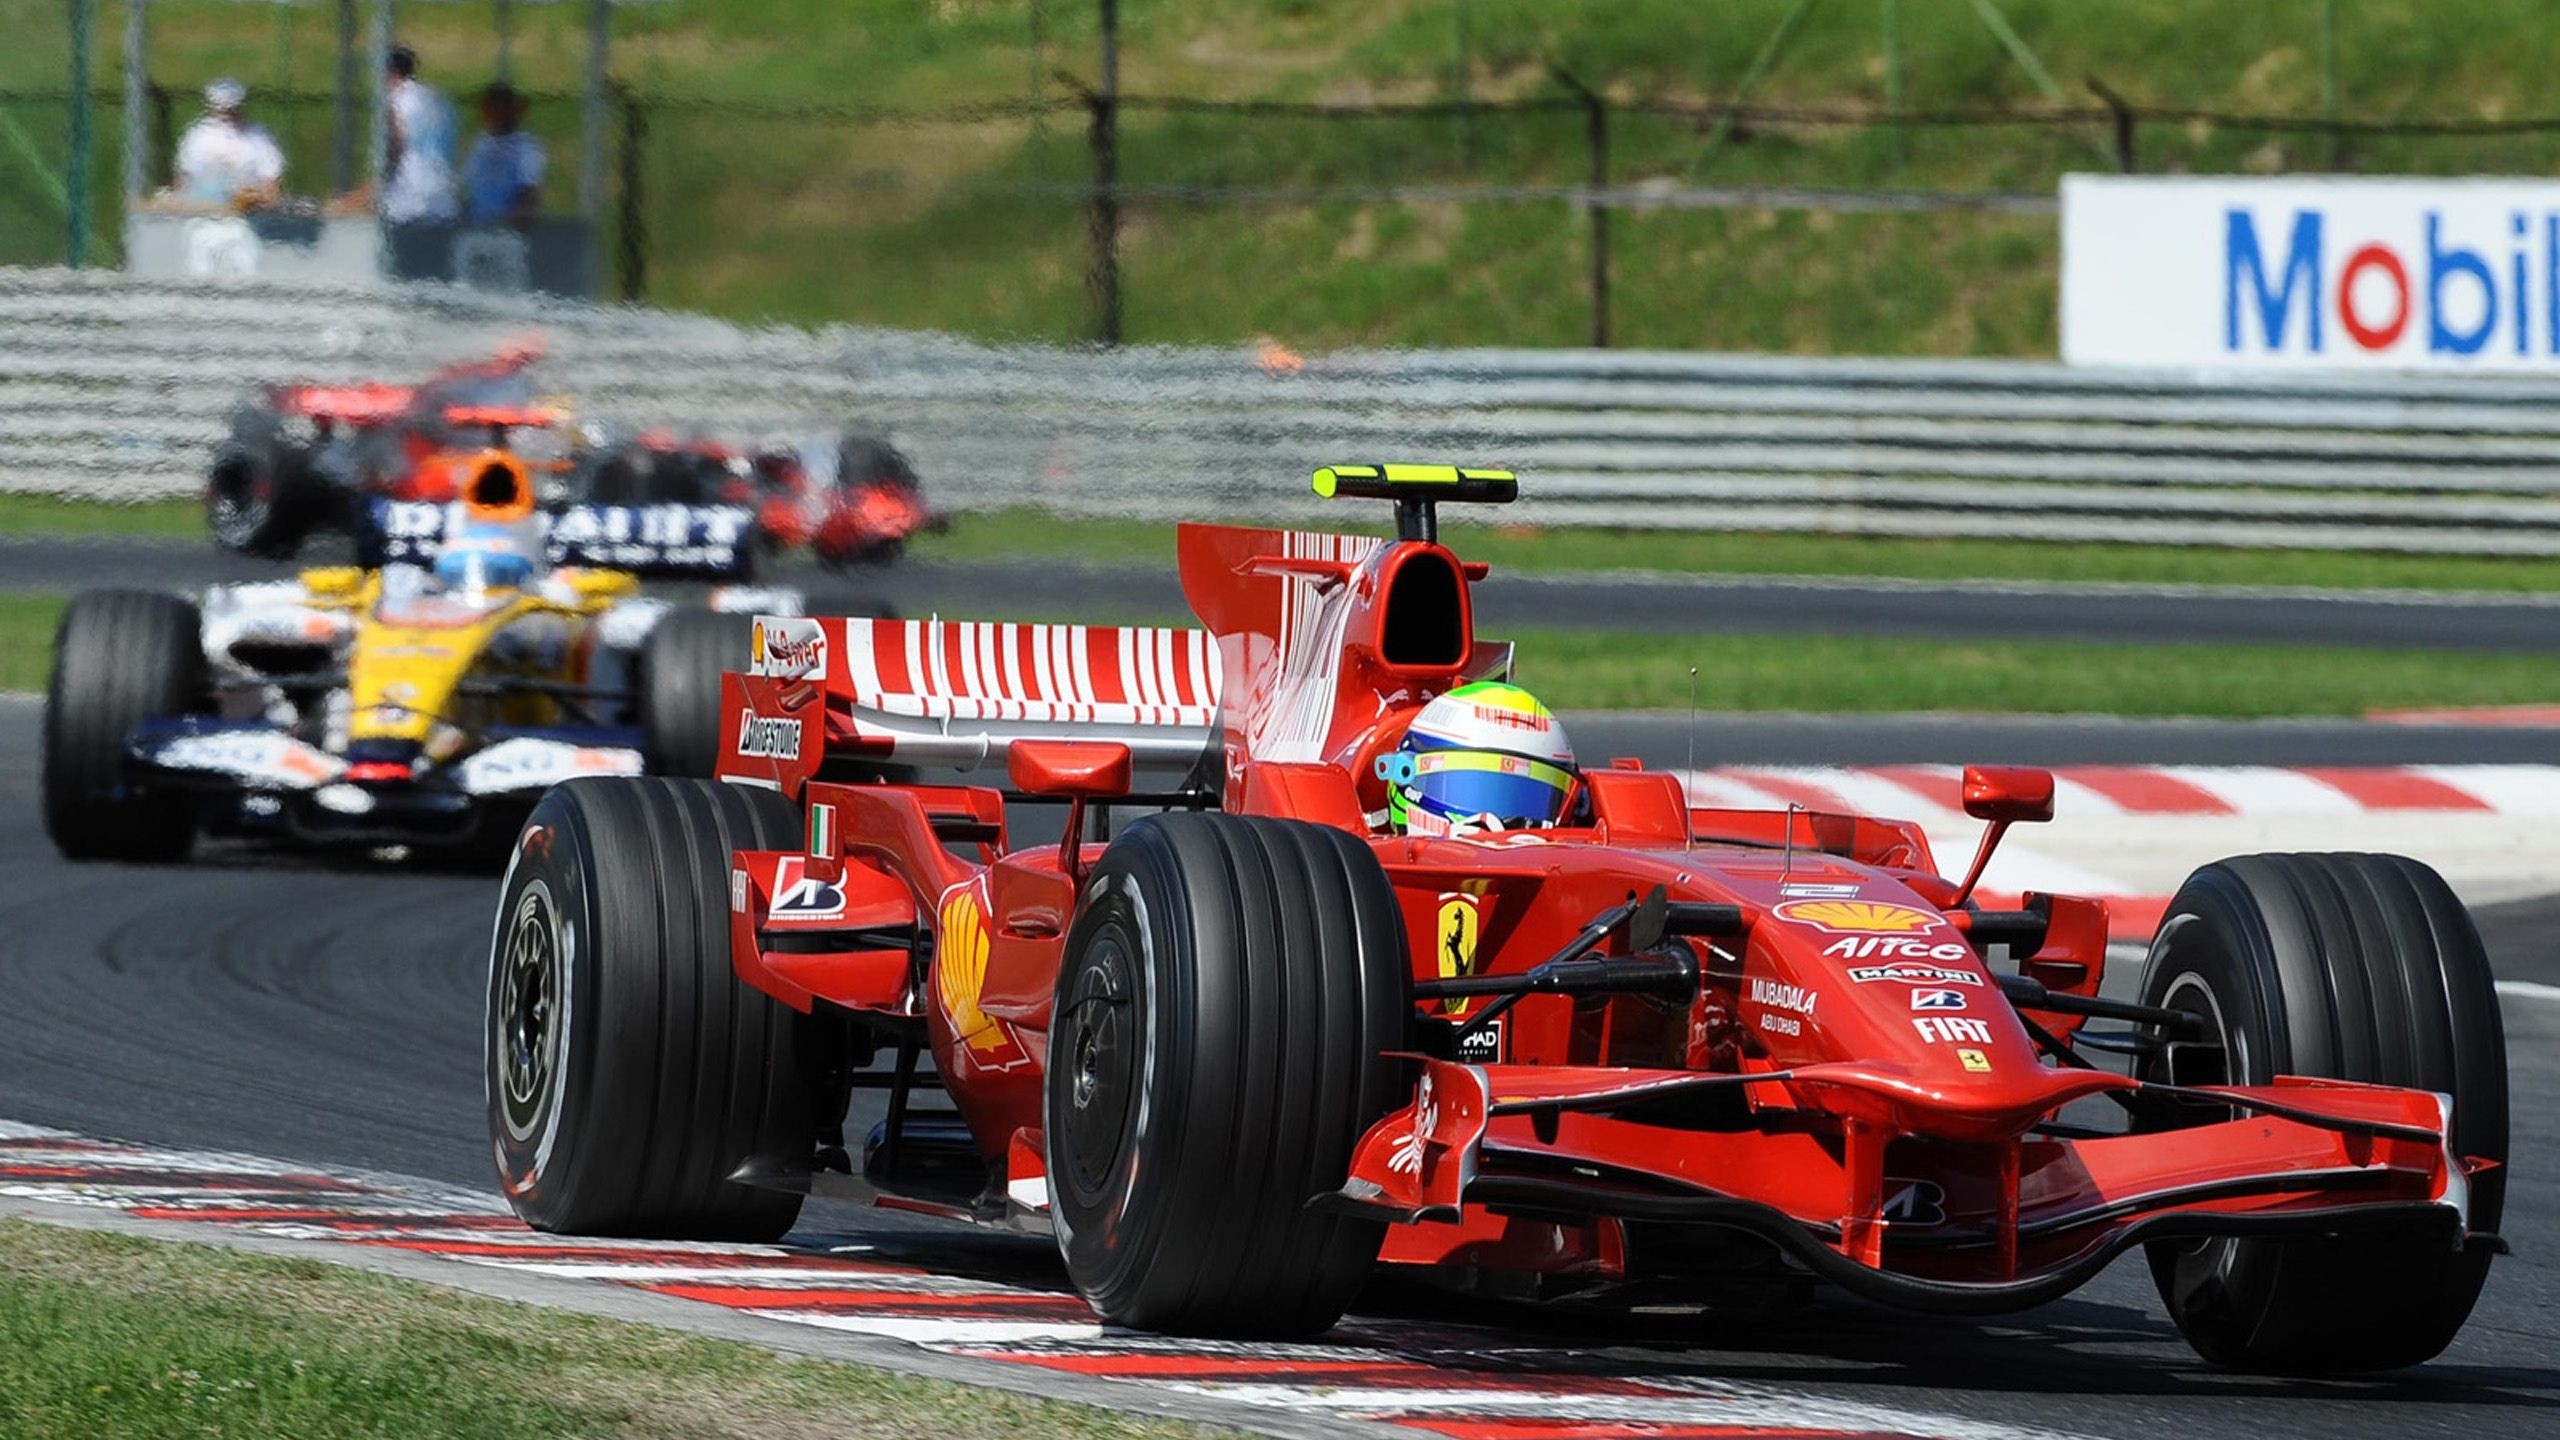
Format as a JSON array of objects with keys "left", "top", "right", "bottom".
[
  {"left": 488, "top": 776, "right": 813, "bottom": 1240},
  {"left": 2136, "top": 853, "right": 2507, "bottom": 1374},
  {"left": 1046, "top": 812, "right": 1409, "bottom": 1337},
  {"left": 42, "top": 590, "right": 206, "bottom": 862}
]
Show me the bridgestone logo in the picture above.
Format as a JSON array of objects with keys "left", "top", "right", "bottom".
[{"left": 736, "top": 709, "right": 802, "bottom": 760}]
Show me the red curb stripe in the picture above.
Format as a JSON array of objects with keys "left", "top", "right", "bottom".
[
  {"left": 0, "top": 1165, "right": 374, "bottom": 1193},
  {"left": 2295, "top": 767, "right": 2494, "bottom": 812},
  {"left": 351, "top": 1238, "right": 899, "bottom": 1271},
  {"left": 1721, "top": 771, "right": 1861, "bottom": 815},
  {"left": 2105, "top": 894, "right": 2169, "bottom": 943},
  {"left": 1857, "top": 765, "right": 1961, "bottom": 810},
  {"left": 971, "top": 1351, "right": 1686, "bottom": 1395},
  {"left": 128, "top": 1206, "right": 379, "bottom": 1223},
  {"left": 2049, "top": 766, "right": 2235, "bottom": 815},
  {"left": 1390, "top": 1421, "right": 1915, "bottom": 1440},
  {"left": 648, "top": 1282, "right": 1089, "bottom": 1317}
]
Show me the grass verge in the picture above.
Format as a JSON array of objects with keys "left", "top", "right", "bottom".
[
  {"left": 5, "top": 592, "right": 2554, "bottom": 716},
  {"left": 906, "top": 508, "right": 2560, "bottom": 595},
  {"left": 1500, "top": 629, "right": 2560, "bottom": 717},
  {"left": 0, "top": 596, "right": 63, "bottom": 693},
  {"left": 0, "top": 1217, "right": 1203, "bottom": 1440},
  {"left": 26, "top": 500, "right": 2560, "bottom": 594},
  {"left": 0, "top": 496, "right": 204, "bottom": 541}
]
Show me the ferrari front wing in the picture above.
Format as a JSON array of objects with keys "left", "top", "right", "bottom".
[{"left": 1327, "top": 1058, "right": 2486, "bottom": 1314}]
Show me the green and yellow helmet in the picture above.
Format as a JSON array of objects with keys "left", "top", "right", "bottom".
[{"left": 1375, "top": 681, "right": 1577, "bottom": 836}]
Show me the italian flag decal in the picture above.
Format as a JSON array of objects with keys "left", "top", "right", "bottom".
[{"left": 807, "top": 802, "right": 836, "bottom": 858}]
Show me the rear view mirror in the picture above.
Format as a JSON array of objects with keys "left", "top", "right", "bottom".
[{"left": 1962, "top": 765, "right": 2056, "bottom": 825}]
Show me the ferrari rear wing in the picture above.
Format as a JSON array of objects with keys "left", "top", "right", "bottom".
[{"left": 717, "top": 616, "right": 1222, "bottom": 790}]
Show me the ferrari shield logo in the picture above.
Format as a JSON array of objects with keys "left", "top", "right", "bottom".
[{"left": 1436, "top": 893, "right": 1483, "bottom": 1015}]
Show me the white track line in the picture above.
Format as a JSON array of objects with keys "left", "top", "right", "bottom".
[{"left": 2496, "top": 980, "right": 2560, "bottom": 1003}]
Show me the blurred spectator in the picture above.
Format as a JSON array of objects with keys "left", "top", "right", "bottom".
[
  {"left": 173, "top": 79, "right": 284, "bottom": 209},
  {"left": 462, "top": 82, "right": 544, "bottom": 230},
  {"left": 383, "top": 45, "right": 457, "bottom": 225}
]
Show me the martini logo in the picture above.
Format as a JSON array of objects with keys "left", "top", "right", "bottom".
[
  {"left": 735, "top": 708, "right": 802, "bottom": 760},
  {"left": 935, "top": 889, "right": 1027, "bottom": 1069},
  {"left": 1846, "top": 961, "right": 1982, "bottom": 986},
  {"left": 750, "top": 617, "right": 827, "bottom": 680},
  {"left": 1778, "top": 900, "right": 1940, "bottom": 935}
]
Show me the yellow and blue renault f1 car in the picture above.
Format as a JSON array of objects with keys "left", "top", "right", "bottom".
[{"left": 42, "top": 449, "right": 798, "bottom": 864}]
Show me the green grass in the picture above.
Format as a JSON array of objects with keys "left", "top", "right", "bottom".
[
  {"left": 10, "top": 520, "right": 2549, "bottom": 712},
  {"left": 0, "top": 495, "right": 203, "bottom": 540},
  {"left": 8, "top": 535, "right": 2554, "bottom": 713},
  {"left": 1502, "top": 629, "right": 2560, "bottom": 717},
  {"left": 909, "top": 508, "right": 2560, "bottom": 593},
  {"left": 14, "top": 2, "right": 2560, "bottom": 349},
  {"left": 25, "top": 499, "right": 2560, "bottom": 593},
  {"left": 0, "top": 1218, "right": 1205, "bottom": 1440},
  {"left": 0, "top": 595, "right": 64, "bottom": 691}
]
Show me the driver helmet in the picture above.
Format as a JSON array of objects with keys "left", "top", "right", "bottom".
[
  {"left": 433, "top": 518, "right": 539, "bottom": 593},
  {"left": 1376, "top": 681, "right": 1576, "bottom": 836}
]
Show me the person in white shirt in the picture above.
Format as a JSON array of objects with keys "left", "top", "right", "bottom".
[
  {"left": 462, "top": 82, "right": 545, "bottom": 230},
  {"left": 172, "top": 79, "right": 284, "bottom": 209},
  {"left": 382, "top": 46, "right": 457, "bottom": 225}
]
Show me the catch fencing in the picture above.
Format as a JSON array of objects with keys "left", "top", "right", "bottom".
[{"left": 9, "top": 266, "right": 2560, "bottom": 556}]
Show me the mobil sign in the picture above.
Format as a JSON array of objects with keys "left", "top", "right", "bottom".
[{"left": 2060, "top": 174, "right": 2560, "bottom": 370}]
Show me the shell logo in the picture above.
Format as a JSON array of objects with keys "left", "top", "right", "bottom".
[
  {"left": 1775, "top": 899, "right": 1941, "bottom": 935},
  {"left": 935, "top": 890, "right": 1022, "bottom": 1064},
  {"left": 750, "top": 621, "right": 767, "bottom": 669}
]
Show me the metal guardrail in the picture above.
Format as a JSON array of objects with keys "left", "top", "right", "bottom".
[{"left": 8, "top": 266, "right": 2560, "bottom": 554}]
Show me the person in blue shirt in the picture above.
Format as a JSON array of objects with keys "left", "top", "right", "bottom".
[{"left": 462, "top": 81, "right": 545, "bottom": 229}]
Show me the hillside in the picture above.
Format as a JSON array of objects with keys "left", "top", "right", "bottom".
[{"left": 11, "top": 1, "right": 2560, "bottom": 352}]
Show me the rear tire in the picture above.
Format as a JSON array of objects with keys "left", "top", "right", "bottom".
[
  {"left": 206, "top": 411, "right": 318, "bottom": 559},
  {"left": 2136, "top": 853, "right": 2507, "bottom": 1374},
  {"left": 488, "top": 776, "right": 811, "bottom": 1240},
  {"left": 1045, "top": 812, "right": 1408, "bottom": 1337},
  {"left": 641, "top": 610, "right": 752, "bottom": 777},
  {"left": 42, "top": 590, "right": 205, "bottom": 862}
]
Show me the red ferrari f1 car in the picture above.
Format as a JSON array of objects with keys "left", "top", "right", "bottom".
[
  {"left": 208, "top": 342, "right": 938, "bottom": 569},
  {"left": 487, "top": 466, "right": 2506, "bottom": 1374}
]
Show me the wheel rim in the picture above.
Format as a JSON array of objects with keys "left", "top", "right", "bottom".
[
  {"left": 2146, "top": 967, "right": 2239, "bottom": 1269},
  {"left": 208, "top": 461, "right": 270, "bottom": 542},
  {"left": 1056, "top": 930, "right": 1138, "bottom": 1202},
  {"left": 497, "top": 881, "right": 564, "bottom": 1141}
]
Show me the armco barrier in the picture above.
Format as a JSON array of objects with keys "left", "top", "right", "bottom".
[{"left": 10, "top": 266, "right": 2560, "bottom": 554}]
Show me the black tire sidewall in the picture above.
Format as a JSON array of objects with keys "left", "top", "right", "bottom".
[
  {"left": 2136, "top": 853, "right": 2504, "bottom": 1373},
  {"left": 42, "top": 591, "right": 205, "bottom": 862},
  {"left": 1048, "top": 864, "right": 1169, "bottom": 1309},
  {"left": 487, "top": 791, "right": 601, "bottom": 1213}
]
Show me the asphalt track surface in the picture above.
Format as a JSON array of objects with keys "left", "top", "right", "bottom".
[
  {"left": 15, "top": 533, "right": 2560, "bottom": 653},
  {"left": 3, "top": 695, "right": 2557, "bottom": 1438}
]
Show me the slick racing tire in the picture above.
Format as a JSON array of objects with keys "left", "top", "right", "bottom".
[
  {"left": 641, "top": 609, "right": 753, "bottom": 778},
  {"left": 42, "top": 590, "right": 207, "bottom": 862},
  {"left": 1046, "top": 812, "right": 1409, "bottom": 1337},
  {"left": 488, "top": 776, "right": 812, "bottom": 1241},
  {"left": 2135, "top": 853, "right": 2507, "bottom": 1374},
  {"left": 205, "top": 410, "right": 319, "bottom": 559}
]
